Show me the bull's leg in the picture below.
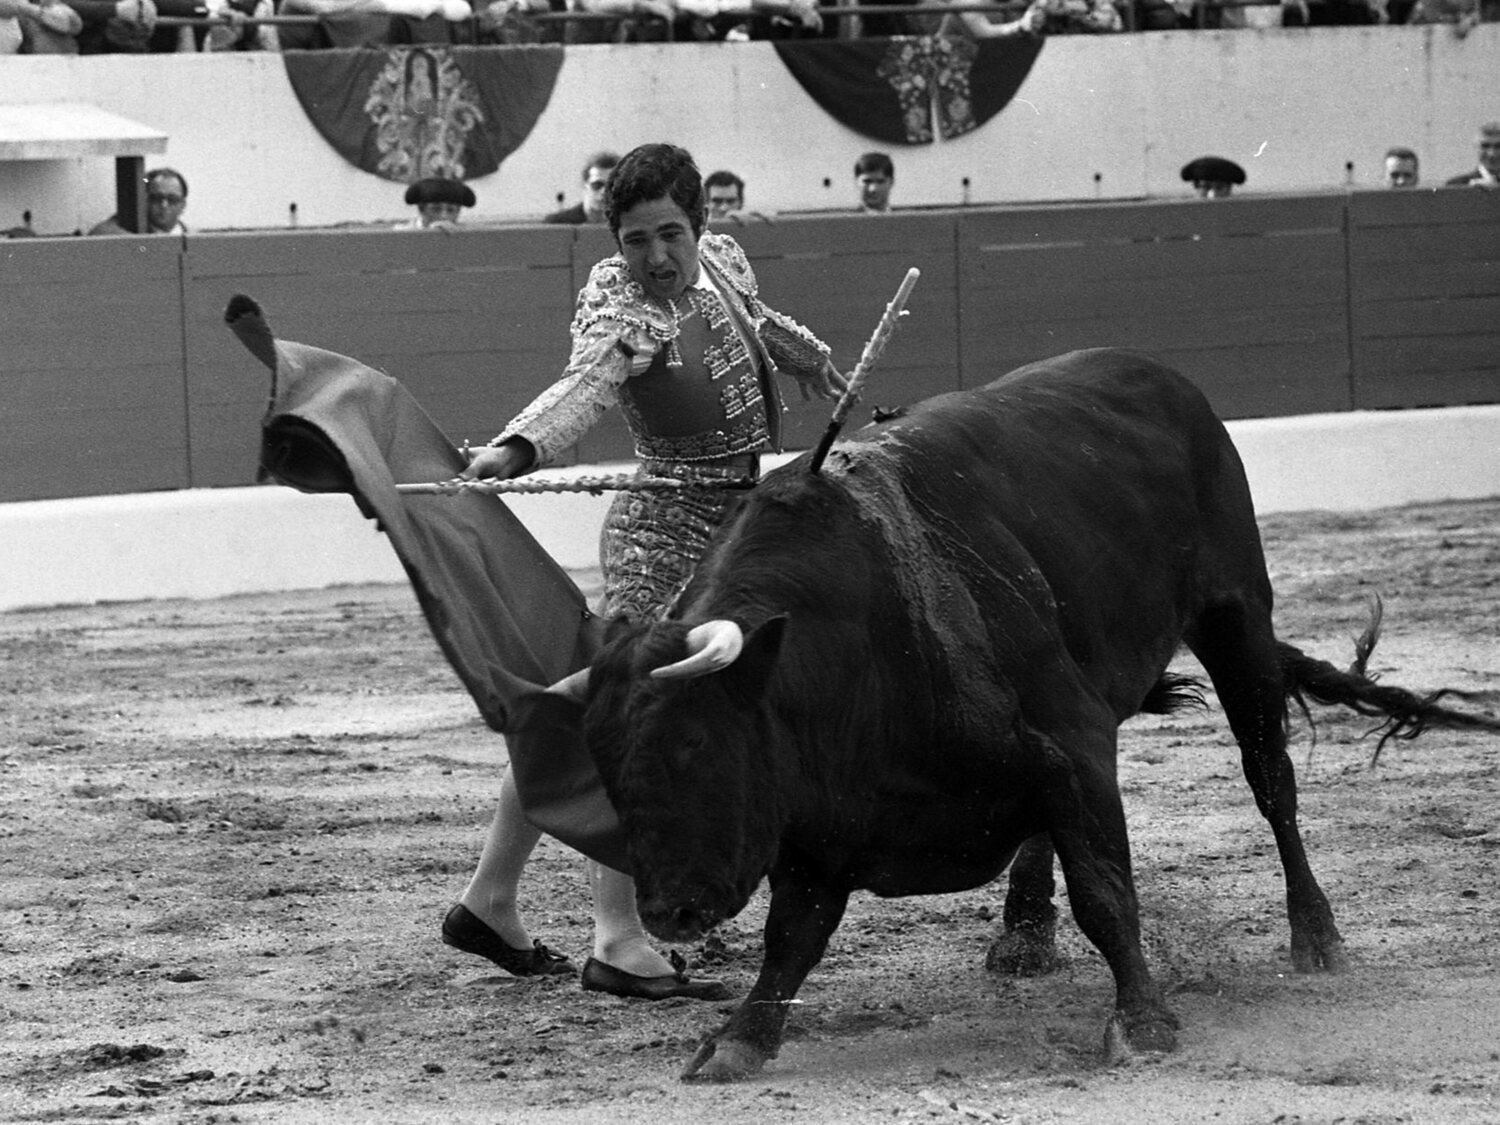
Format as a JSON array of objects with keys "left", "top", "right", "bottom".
[
  {"left": 1188, "top": 602, "right": 1347, "bottom": 972},
  {"left": 681, "top": 860, "right": 850, "bottom": 1083},
  {"left": 987, "top": 835, "right": 1061, "bottom": 976},
  {"left": 1039, "top": 728, "right": 1178, "bottom": 1057}
]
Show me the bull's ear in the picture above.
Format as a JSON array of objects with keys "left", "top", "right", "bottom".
[{"left": 724, "top": 615, "right": 787, "bottom": 700}]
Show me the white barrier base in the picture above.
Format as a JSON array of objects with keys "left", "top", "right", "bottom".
[{"left": 3, "top": 406, "right": 1498, "bottom": 612}]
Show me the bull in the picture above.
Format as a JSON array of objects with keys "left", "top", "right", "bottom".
[{"left": 537, "top": 347, "right": 1499, "bottom": 1082}]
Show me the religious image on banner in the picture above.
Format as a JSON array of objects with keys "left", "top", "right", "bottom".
[
  {"left": 773, "top": 35, "right": 1043, "bottom": 147},
  {"left": 283, "top": 45, "right": 565, "bottom": 182}
]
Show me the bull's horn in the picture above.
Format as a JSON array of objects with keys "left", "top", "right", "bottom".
[
  {"left": 545, "top": 667, "right": 590, "bottom": 700},
  {"left": 650, "top": 620, "right": 744, "bottom": 680}
]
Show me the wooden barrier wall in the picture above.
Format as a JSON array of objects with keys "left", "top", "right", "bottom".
[
  {"left": 1347, "top": 189, "right": 1500, "bottom": 410},
  {"left": 2, "top": 190, "right": 1496, "bottom": 505}
]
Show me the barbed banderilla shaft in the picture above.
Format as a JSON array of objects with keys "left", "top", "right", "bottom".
[{"left": 806, "top": 266, "right": 920, "bottom": 476}]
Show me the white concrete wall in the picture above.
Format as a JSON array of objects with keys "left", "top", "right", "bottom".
[
  {"left": 0, "top": 25, "right": 1495, "bottom": 237},
  {"left": 3, "top": 406, "right": 1498, "bottom": 612}
]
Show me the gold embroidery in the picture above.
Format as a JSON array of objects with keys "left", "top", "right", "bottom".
[{"left": 633, "top": 418, "right": 770, "bottom": 463}]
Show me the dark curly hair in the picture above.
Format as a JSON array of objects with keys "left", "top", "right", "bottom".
[{"left": 606, "top": 144, "right": 706, "bottom": 239}]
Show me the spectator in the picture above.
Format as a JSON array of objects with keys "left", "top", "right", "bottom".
[
  {"left": 1, "top": 0, "right": 82, "bottom": 52},
  {"left": 1032, "top": 0, "right": 1122, "bottom": 32},
  {"left": 1405, "top": 0, "right": 1481, "bottom": 34},
  {"left": 855, "top": 151, "right": 895, "bottom": 213},
  {"left": 704, "top": 169, "right": 745, "bottom": 220},
  {"left": 1384, "top": 147, "right": 1420, "bottom": 189},
  {"left": 88, "top": 167, "right": 189, "bottom": 235},
  {"left": 671, "top": 0, "right": 821, "bottom": 39},
  {"left": 930, "top": 0, "right": 1045, "bottom": 37},
  {"left": 403, "top": 177, "right": 476, "bottom": 227},
  {"left": 505, "top": 0, "right": 675, "bottom": 45},
  {"left": 1444, "top": 122, "right": 1500, "bottom": 188},
  {"left": 476, "top": 0, "right": 557, "bottom": 42},
  {"left": 544, "top": 151, "right": 618, "bottom": 224},
  {"left": 1133, "top": 0, "right": 1191, "bottom": 28},
  {"left": 277, "top": 0, "right": 473, "bottom": 49},
  {"left": 70, "top": 0, "right": 155, "bottom": 51},
  {"left": 1280, "top": 0, "right": 1385, "bottom": 23},
  {"left": 71, "top": 0, "right": 252, "bottom": 51},
  {"left": 1180, "top": 156, "right": 1245, "bottom": 199},
  {"left": 198, "top": 0, "right": 270, "bottom": 50}
]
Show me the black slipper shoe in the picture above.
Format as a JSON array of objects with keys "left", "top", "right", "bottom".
[
  {"left": 441, "top": 904, "right": 576, "bottom": 977},
  {"left": 580, "top": 956, "right": 732, "bottom": 1001}
]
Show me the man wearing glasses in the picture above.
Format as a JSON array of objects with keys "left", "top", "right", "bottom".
[
  {"left": 543, "top": 151, "right": 618, "bottom": 225},
  {"left": 89, "top": 168, "right": 189, "bottom": 237}
]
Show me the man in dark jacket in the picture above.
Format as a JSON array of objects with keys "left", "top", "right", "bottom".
[
  {"left": 543, "top": 151, "right": 618, "bottom": 223},
  {"left": 1444, "top": 122, "right": 1500, "bottom": 188}
]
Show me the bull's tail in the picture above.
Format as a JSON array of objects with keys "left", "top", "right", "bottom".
[{"left": 1279, "top": 597, "right": 1500, "bottom": 764}]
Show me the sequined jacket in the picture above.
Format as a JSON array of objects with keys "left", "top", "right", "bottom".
[{"left": 494, "top": 232, "right": 831, "bottom": 468}]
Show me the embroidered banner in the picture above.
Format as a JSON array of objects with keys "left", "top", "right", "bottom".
[
  {"left": 773, "top": 35, "right": 1042, "bottom": 146},
  {"left": 283, "top": 45, "right": 565, "bottom": 182}
]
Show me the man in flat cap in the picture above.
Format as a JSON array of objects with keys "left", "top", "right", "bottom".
[
  {"left": 1180, "top": 156, "right": 1245, "bottom": 199},
  {"left": 1444, "top": 123, "right": 1500, "bottom": 188},
  {"left": 404, "top": 177, "right": 476, "bottom": 228}
]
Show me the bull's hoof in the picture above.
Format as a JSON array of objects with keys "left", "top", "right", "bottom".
[
  {"left": 984, "top": 928, "right": 1060, "bottom": 977},
  {"left": 1290, "top": 933, "right": 1349, "bottom": 974},
  {"left": 680, "top": 1038, "right": 770, "bottom": 1083},
  {"left": 1102, "top": 1009, "right": 1178, "bottom": 1064}
]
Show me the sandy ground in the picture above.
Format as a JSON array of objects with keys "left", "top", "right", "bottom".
[{"left": 2, "top": 498, "right": 1499, "bottom": 1125}]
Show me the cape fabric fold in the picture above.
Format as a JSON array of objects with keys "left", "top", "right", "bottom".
[{"left": 257, "top": 336, "right": 630, "bottom": 870}]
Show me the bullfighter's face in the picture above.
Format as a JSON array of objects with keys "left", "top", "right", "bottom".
[{"left": 617, "top": 195, "right": 701, "bottom": 306}]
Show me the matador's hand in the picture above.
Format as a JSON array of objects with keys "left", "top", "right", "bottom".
[
  {"left": 800, "top": 361, "right": 848, "bottom": 402},
  {"left": 460, "top": 439, "right": 534, "bottom": 481}
]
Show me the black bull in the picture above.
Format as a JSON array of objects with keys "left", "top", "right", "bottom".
[
  {"left": 233, "top": 303, "right": 1496, "bottom": 1085},
  {"left": 537, "top": 347, "right": 1499, "bottom": 1081}
]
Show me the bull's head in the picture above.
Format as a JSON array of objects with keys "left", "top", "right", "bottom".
[{"left": 565, "top": 614, "right": 791, "bottom": 944}]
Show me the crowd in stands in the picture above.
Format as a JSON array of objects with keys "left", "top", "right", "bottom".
[{"left": 1, "top": 0, "right": 1495, "bottom": 52}]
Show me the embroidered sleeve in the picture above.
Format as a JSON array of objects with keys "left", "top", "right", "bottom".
[
  {"left": 702, "top": 233, "right": 832, "bottom": 383},
  {"left": 492, "top": 258, "right": 672, "bottom": 467},
  {"left": 701, "top": 232, "right": 757, "bottom": 298},
  {"left": 758, "top": 303, "right": 833, "bottom": 382},
  {"left": 492, "top": 325, "right": 630, "bottom": 468},
  {"left": 572, "top": 256, "right": 677, "bottom": 344}
]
